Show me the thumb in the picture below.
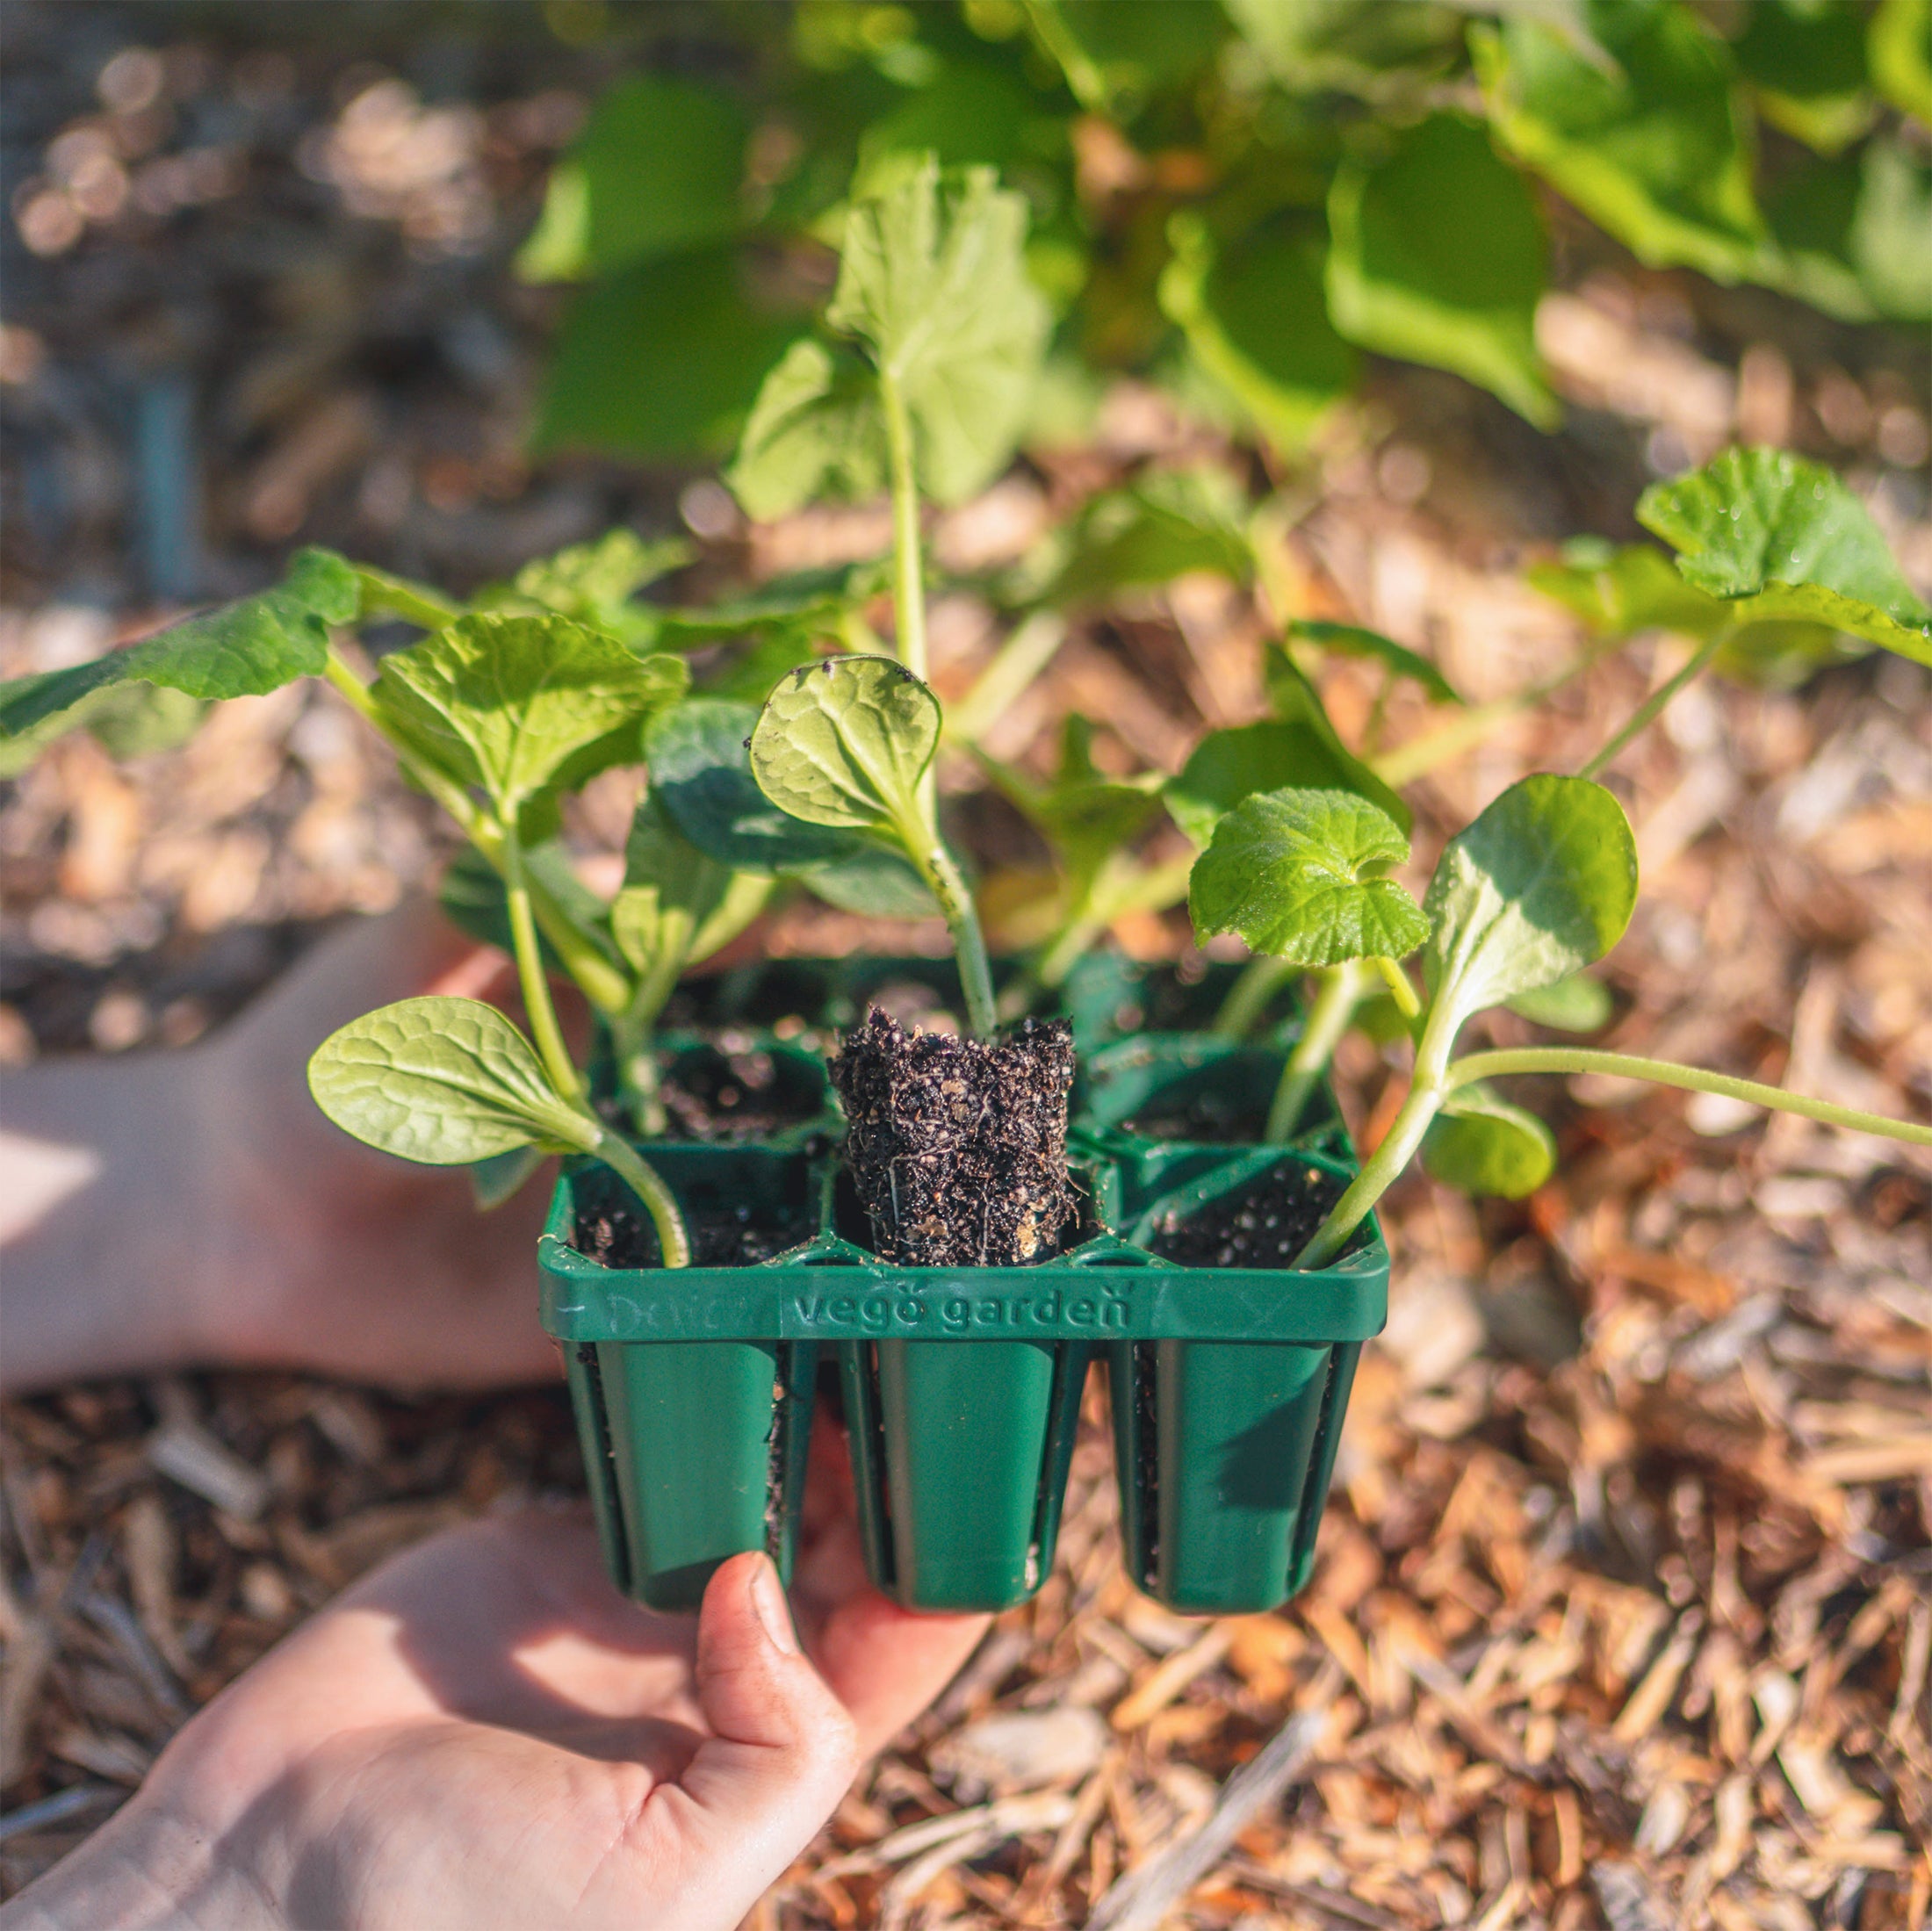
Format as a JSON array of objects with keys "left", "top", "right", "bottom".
[{"left": 646, "top": 1553, "right": 860, "bottom": 1923}]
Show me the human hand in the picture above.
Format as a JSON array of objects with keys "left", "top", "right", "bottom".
[{"left": 6, "top": 1494, "right": 989, "bottom": 1931}]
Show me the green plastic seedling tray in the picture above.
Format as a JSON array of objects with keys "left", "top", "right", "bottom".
[{"left": 540, "top": 978, "right": 1388, "bottom": 1618}]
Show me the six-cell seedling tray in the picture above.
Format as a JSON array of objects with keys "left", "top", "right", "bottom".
[{"left": 538, "top": 963, "right": 1389, "bottom": 1617}]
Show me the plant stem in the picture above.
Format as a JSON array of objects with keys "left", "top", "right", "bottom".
[
  {"left": 1445, "top": 1048, "right": 1932, "bottom": 1147},
  {"left": 1214, "top": 955, "right": 1299, "bottom": 1040},
  {"left": 591, "top": 1129, "right": 691, "bottom": 1269},
  {"left": 1292, "top": 1077, "right": 1444, "bottom": 1271},
  {"left": 1373, "top": 955, "right": 1422, "bottom": 1020},
  {"left": 946, "top": 612, "right": 1066, "bottom": 746},
  {"left": 503, "top": 836, "right": 583, "bottom": 1103},
  {"left": 353, "top": 568, "right": 460, "bottom": 632},
  {"left": 1265, "top": 960, "right": 1368, "bottom": 1142},
  {"left": 1578, "top": 630, "right": 1727, "bottom": 781},
  {"left": 904, "top": 826, "right": 998, "bottom": 1036},
  {"left": 880, "top": 372, "right": 927, "bottom": 681}
]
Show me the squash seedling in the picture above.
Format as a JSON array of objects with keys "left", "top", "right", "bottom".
[{"left": 1191, "top": 773, "right": 1932, "bottom": 1271}]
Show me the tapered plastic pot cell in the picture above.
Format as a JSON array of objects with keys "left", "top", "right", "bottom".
[
  {"left": 1078, "top": 1035, "right": 1346, "bottom": 1156},
  {"left": 841, "top": 1337, "right": 1090, "bottom": 1611}
]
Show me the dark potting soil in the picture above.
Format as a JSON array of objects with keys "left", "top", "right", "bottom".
[
  {"left": 1121, "top": 1091, "right": 1269, "bottom": 1143},
  {"left": 574, "top": 1197, "right": 811, "bottom": 1270},
  {"left": 657, "top": 1046, "right": 823, "bottom": 1142},
  {"left": 830, "top": 1008, "right": 1077, "bottom": 1267},
  {"left": 1145, "top": 1162, "right": 1349, "bottom": 1269}
]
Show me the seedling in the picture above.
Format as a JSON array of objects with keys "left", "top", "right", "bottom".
[{"left": 1190, "top": 773, "right": 1932, "bottom": 1271}]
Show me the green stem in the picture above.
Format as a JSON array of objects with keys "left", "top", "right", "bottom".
[
  {"left": 1214, "top": 955, "right": 1299, "bottom": 1041},
  {"left": 591, "top": 1130, "right": 690, "bottom": 1269},
  {"left": 1577, "top": 630, "right": 1727, "bottom": 781},
  {"left": 946, "top": 613, "right": 1066, "bottom": 746},
  {"left": 503, "top": 837, "right": 582, "bottom": 1103},
  {"left": 880, "top": 372, "right": 927, "bottom": 682},
  {"left": 1292, "top": 1078, "right": 1444, "bottom": 1271},
  {"left": 903, "top": 824, "right": 998, "bottom": 1037},
  {"left": 1373, "top": 955, "right": 1422, "bottom": 1021},
  {"left": 1445, "top": 1048, "right": 1932, "bottom": 1148},
  {"left": 353, "top": 568, "right": 460, "bottom": 632},
  {"left": 1265, "top": 960, "right": 1368, "bottom": 1142}
]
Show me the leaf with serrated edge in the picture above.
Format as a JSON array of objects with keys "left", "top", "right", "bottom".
[
  {"left": 1424, "top": 774, "right": 1636, "bottom": 1035},
  {"left": 1637, "top": 446, "right": 1932, "bottom": 665},
  {"left": 1190, "top": 787, "right": 1429, "bottom": 967},
  {"left": 1423, "top": 1083, "right": 1557, "bottom": 1197},
  {"left": 374, "top": 614, "right": 686, "bottom": 816},
  {"left": 308, "top": 997, "right": 594, "bottom": 1165},
  {"left": 0, "top": 547, "right": 357, "bottom": 740},
  {"left": 749, "top": 656, "right": 938, "bottom": 836}
]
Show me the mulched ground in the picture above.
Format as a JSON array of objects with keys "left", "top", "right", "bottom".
[{"left": 3, "top": 9, "right": 1930, "bottom": 1927}]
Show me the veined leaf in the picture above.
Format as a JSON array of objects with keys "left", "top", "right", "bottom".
[
  {"left": 748, "top": 655, "right": 938, "bottom": 837},
  {"left": 0, "top": 548, "right": 357, "bottom": 741},
  {"left": 1424, "top": 774, "right": 1637, "bottom": 1035},
  {"left": 825, "top": 156, "right": 1051, "bottom": 505},
  {"left": 516, "top": 76, "right": 751, "bottom": 283},
  {"left": 307, "top": 997, "right": 596, "bottom": 1165},
  {"left": 473, "top": 530, "right": 695, "bottom": 647},
  {"left": 1190, "top": 786, "right": 1429, "bottom": 967},
  {"left": 1636, "top": 447, "right": 1932, "bottom": 666},
  {"left": 728, "top": 338, "right": 887, "bottom": 522},
  {"left": 1423, "top": 1082, "right": 1557, "bottom": 1196},
  {"left": 1159, "top": 213, "right": 1355, "bottom": 455},
  {"left": 1870, "top": 0, "right": 1932, "bottom": 123},
  {"left": 1474, "top": 0, "right": 1768, "bottom": 285},
  {"left": 1287, "top": 619, "right": 1464, "bottom": 704},
  {"left": 1326, "top": 113, "right": 1558, "bottom": 429},
  {"left": 373, "top": 614, "right": 687, "bottom": 817},
  {"left": 609, "top": 791, "right": 749, "bottom": 995}
]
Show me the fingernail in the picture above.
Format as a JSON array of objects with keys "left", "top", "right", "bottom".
[{"left": 750, "top": 1556, "right": 798, "bottom": 1655}]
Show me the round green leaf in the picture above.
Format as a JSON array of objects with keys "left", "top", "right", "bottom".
[
  {"left": 748, "top": 655, "right": 939, "bottom": 836},
  {"left": 1423, "top": 1084, "right": 1557, "bottom": 1198},
  {"left": 1424, "top": 774, "right": 1637, "bottom": 1033},
  {"left": 1189, "top": 786, "right": 1429, "bottom": 967},
  {"left": 307, "top": 997, "right": 595, "bottom": 1166}
]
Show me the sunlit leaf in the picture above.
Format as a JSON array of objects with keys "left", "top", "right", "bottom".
[
  {"left": 1287, "top": 619, "right": 1465, "bottom": 705},
  {"left": 1047, "top": 465, "right": 1254, "bottom": 608},
  {"left": 728, "top": 338, "right": 886, "bottom": 522},
  {"left": 1423, "top": 1082, "right": 1557, "bottom": 1196},
  {"left": 1326, "top": 113, "right": 1558, "bottom": 428},
  {"left": 1733, "top": 0, "right": 1873, "bottom": 155},
  {"left": 1424, "top": 774, "right": 1637, "bottom": 1034},
  {"left": 308, "top": 997, "right": 596, "bottom": 1165},
  {"left": 1168, "top": 717, "right": 1408, "bottom": 849},
  {"left": 1870, "top": 0, "right": 1932, "bottom": 123},
  {"left": 1225, "top": 0, "right": 1466, "bottom": 96},
  {"left": 472, "top": 530, "right": 696, "bottom": 648},
  {"left": 1190, "top": 786, "right": 1429, "bottom": 966}
]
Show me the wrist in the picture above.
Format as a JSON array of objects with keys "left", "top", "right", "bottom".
[{"left": 5, "top": 1794, "right": 280, "bottom": 1931}]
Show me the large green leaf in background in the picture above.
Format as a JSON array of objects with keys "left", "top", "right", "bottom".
[
  {"left": 0, "top": 547, "right": 357, "bottom": 741},
  {"left": 1424, "top": 774, "right": 1637, "bottom": 1036},
  {"left": 1870, "top": 0, "right": 1932, "bottom": 121},
  {"left": 534, "top": 247, "right": 807, "bottom": 460},
  {"left": 1769, "top": 141, "right": 1932, "bottom": 324},
  {"left": 1326, "top": 113, "right": 1556, "bottom": 429},
  {"left": 1190, "top": 787, "right": 1429, "bottom": 966},
  {"left": 1733, "top": 0, "right": 1873, "bottom": 155},
  {"left": 825, "top": 157, "right": 1051, "bottom": 503},
  {"left": 1637, "top": 448, "right": 1932, "bottom": 666},
  {"left": 309, "top": 997, "right": 596, "bottom": 1164},
  {"left": 1474, "top": 0, "right": 1768, "bottom": 284},
  {"left": 983, "top": 717, "right": 1164, "bottom": 898},
  {"left": 1046, "top": 465, "right": 1255, "bottom": 608},
  {"left": 729, "top": 339, "right": 887, "bottom": 521},
  {"left": 1025, "top": 0, "right": 1220, "bottom": 114},
  {"left": 1160, "top": 214, "right": 1357, "bottom": 455},
  {"left": 852, "top": 60, "right": 1046, "bottom": 197},
  {"left": 1223, "top": 0, "right": 1467, "bottom": 96}
]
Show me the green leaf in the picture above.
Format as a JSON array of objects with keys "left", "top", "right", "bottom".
[
  {"left": 1224, "top": 0, "right": 1467, "bottom": 96},
  {"left": 0, "top": 681, "right": 204, "bottom": 779},
  {"left": 473, "top": 530, "right": 696, "bottom": 648},
  {"left": 1326, "top": 113, "right": 1558, "bottom": 429},
  {"left": 1768, "top": 141, "right": 1932, "bottom": 325},
  {"left": 1474, "top": 0, "right": 1768, "bottom": 284},
  {"left": 307, "top": 996, "right": 595, "bottom": 1165},
  {"left": 609, "top": 791, "right": 745, "bottom": 993},
  {"left": 1733, "top": 0, "right": 1873, "bottom": 155},
  {"left": 1505, "top": 969, "right": 1613, "bottom": 1031},
  {"left": 825, "top": 156, "right": 1051, "bottom": 504},
  {"left": 748, "top": 655, "right": 939, "bottom": 837},
  {"left": 654, "top": 561, "right": 883, "bottom": 647},
  {"left": 0, "top": 548, "right": 357, "bottom": 740},
  {"left": 1424, "top": 774, "right": 1637, "bottom": 1035},
  {"left": 1636, "top": 447, "right": 1932, "bottom": 666},
  {"left": 646, "top": 696, "right": 854, "bottom": 872},
  {"left": 1048, "top": 466, "right": 1254, "bottom": 608},
  {"left": 1168, "top": 717, "right": 1409, "bottom": 850},
  {"left": 1261, "top": 648, "right": 1413, "bottom": 827},
  {"left": 1422, "top": 1083, "right": 1557, "bottom": 1196},
  {"left": 982, "top": 718, "right": 1164, "bottom": 895},
  {"left": 1870, "top": 0, "right": 1932, "bottom": 122},
  {"left": 516, "top": 76, "right": 750, "bottom": 283},
  {"left": 470, "top": 1144, "right": 548, "bottom": 1212},
  {"left": 795, "top": 847, "right": 937, "bottom": 918},
  {"left": 852, "top": 60, "right": 1048, "bottom": 198},
  {"left": 728, "top": 337, "right": 887, "bottom": 522},
  {"left": 373, "top": 615, "right": 688, "bottom": 818},
  {"left": 1158, "top": 214, "right": 1356, "bottom": 455},
  {"left": 1287, "top": 619, "right": 1465, "bottom": 704},
  {"left": 1027, "top": 0, "right": 1220, "bottom": 112},
  {"left": 436, "top": 842, "right": 623, "bottom": 978},
  {"left": 533, "top": 247, "right": 807, "bottom": 462},
  {"left": 1189, "top": 786, "right": 1430, "bottom": 967}
]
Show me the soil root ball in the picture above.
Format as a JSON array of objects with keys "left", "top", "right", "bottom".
[{"left": 830, "top": 1008, "right": 1077, "bottom": 1267}]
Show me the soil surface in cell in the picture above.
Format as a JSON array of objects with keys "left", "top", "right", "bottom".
[
  {"left": 656, "top": 1045, "right": 824, "bottom": 1142},
  {"left": 1121, "top": 1088, "right": 1273, "bottom": 1142},
  {"left": 1146, "top": 1162, "right": 1350, "bottom": 1269},
  {"left": 831, "top": 1009, "right": 1077, "bottom": 1267},
  {"left": 575, "top": 1196, "right": 811, "bottom": 1269}
]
